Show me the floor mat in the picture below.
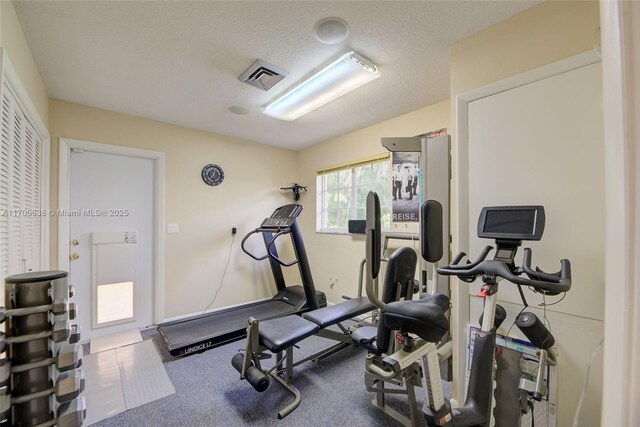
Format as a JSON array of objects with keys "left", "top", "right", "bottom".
[
  {"left": 90, "top": 329, "right": 143, "bottom": 354},
  {"left": 116, "top": 340, "right": 176, "bottom": 409},
  {"left": 83, "top": 340, "right": 175, "bottom": 425},
  {"left": 83, "top": 349, "right": 126, "bottom": 425}
]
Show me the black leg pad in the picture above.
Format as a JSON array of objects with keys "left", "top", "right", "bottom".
[{"left": 232, "top": 353, "right": 270, "bottom": 392}]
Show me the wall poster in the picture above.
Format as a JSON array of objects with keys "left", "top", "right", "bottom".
[
  {"left": 391, "top": 152, "right": 420, "bottom": 222},
  {"left": 391, "top": 128, "right": 447, "bottom": 223}
]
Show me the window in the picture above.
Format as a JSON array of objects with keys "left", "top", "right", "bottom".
[{"left": 317, "top": 155, "right": 391, "bottom": 233}]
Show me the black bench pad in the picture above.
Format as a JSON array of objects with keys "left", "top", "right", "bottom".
[
  {"left": 382, "top": 297, "right": 449, "bottom": 343},
  {"left": 259, "top": 316, "right": 320, "bottom": 353},
  {"left": 303, "top": 296, "right": 375, "bottom": 328},
  {"left": 419, "top": 293, "right": 450, "bottom": 312}
]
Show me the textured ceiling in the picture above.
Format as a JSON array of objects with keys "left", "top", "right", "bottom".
[{"left": 14, "top": 1, "right": 538, "bottom": 150}]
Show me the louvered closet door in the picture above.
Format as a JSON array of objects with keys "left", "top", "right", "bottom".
[
  {"left": 0, "top": 85, "right": 44, "bottom": 280},
  {"left": 0, "top": 92, "right": 10, "bottom": 280},
  {"left": 9, "top": 98, "right": 25, "bottom": 275},
  {"left": 22, "top": 120, "right": 41, "bottom": 272}
]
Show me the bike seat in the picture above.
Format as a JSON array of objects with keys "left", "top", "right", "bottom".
[{"left": 382, "top": 297, "right": 449, "bottom": 343}]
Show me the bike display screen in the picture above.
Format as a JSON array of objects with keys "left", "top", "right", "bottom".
[{"left": 477, "top": 206, "right": 545, "bottom": 241}]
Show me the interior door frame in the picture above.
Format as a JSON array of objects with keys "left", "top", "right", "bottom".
[
  {"left": 452, "top": 49, "right": 601, "bottom": 404},
  {"left": 58, "top": 138, "right": 165, "bottom": 325},
  {"left": 599, "top": 1, "right": 640, "bottom": 424}
]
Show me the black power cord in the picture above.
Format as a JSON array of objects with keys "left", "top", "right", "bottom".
[{"left": 202, "top": 233, "right": 236, "bottom": 314}]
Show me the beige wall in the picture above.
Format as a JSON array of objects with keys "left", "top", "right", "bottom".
[
  {"left": 451, "top": 1, "right": 600, "bottom": 96},
  {"left": 296, "top": 100, "right": 449, "bottom": 304},
  {"left": 449, "top": 0, "right": 600, "bottom": 250},
  {"left": 449, "top": 0, "right": 602, "bottom": 423},
  {"left": 49, "top": 99, "right": 299, "bottom": 319},
  {"left": 0, "top": 0, "right": 48, "bottom": 127}
]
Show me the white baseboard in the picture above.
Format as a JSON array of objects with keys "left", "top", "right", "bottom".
[{"left": 159, "top": 297, "right": 273, "bottom": 324}]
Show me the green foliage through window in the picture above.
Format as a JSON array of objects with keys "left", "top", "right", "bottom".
[{"left": 318, "top": 159, "right": 391, "bottom": 231}]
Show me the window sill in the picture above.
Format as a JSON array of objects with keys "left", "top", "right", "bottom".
[
  {"left": 316, "top": 229, "right": 392, "bottom": 236},
  {"left": 316, "top": 229, "right": 350, "bottom": 236}
]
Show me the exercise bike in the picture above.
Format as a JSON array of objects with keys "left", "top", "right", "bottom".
[{"left": 362, "top": 193, "right": 571, "bottom": 426}]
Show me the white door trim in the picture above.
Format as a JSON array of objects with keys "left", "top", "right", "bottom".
[
  {"left": 600, "top": 1, "right": 639, "bottom": 424},
  {"left": 452, "top": 49, "right": 601, "bottom": 404},
  {"left": 0, "top": 48, "right": 51, "bottom": 271},
  {"left": 58, "top": 138, "right": 165, "bottom": 324}
]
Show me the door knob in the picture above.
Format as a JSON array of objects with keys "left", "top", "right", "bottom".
[
  {"left": 70, "top": 239, "right": 80, "bottom": 246},
  {"left": 70, "top": 253, "right": 80, "bottom": 261}
]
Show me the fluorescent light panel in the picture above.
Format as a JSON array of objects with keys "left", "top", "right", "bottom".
[{"left": 263, "top": 51, "right": 380, "bottom": 121}]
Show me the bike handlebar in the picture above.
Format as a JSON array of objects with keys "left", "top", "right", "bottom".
[
  {"left": 444, "top": 245, "right": 494, "bottom": 271},
  {"left": 437, "top": 246, "right": 571, "bottom": 293}
]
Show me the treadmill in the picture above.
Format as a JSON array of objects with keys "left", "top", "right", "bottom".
[{"left": 158, "top": 204, "right": 327, "bottom": 357}]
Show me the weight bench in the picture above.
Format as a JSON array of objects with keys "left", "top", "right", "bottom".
[
  {"left": 231, "top": 315, "right": 319, "bottom": 418},
  {"left": 232, "top": 247, "right": 418, "bottom": 419},
  {"left": 299, "top": 296, "right": 375, "bottom": 358},
  {"left": 303, "top": 296, "right": 374, "bottom": 328},
  {"left": 231, "top": 297, "right": 376, "bottom": 419}
]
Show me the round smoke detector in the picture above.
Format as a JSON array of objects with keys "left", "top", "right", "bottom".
[
  {"left": 229, "top": 106, "right": 250, "bottom": 115},
  {"left": 314, "top": 17, "right": 349, "bottom": 45}
]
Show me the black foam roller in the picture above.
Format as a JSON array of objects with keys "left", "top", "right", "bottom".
[
  {"left": 495, "top": 304, "right": 507, "bottom": 329},
  {"left": 231, "top": 353, "right": 269, "bottom": 392},
  {"left": 245, "top": 365, "right": 270, "bottom": 392},
  {"left": 478, "top": 304, "right": 507, "bottom": 329},
  {"left": 516, "top": 312, "right": 555, "bottom": 350},
  {"left": 231, "top": 353, "right": 245, "bottom": 374},
  {"left": 421, "top": 200, "right": 443, "bottom": 263}
]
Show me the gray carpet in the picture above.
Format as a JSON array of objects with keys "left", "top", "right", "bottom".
[{"left": 92, "top": 327, "right": 451, "bottom": 427}]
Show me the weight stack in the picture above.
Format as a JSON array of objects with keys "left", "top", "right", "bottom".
[{"left": 2, "top": 271, "right": 86, "bottom": 427}]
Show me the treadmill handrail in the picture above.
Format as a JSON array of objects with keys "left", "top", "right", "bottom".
[
  {"left": 241, "top": 227, "right": 301, "bottom": 267},
  {"left": 266, "top": 230, "right": 301, "bottom": 267},
  {"left": 241, "top": 229, "right": 271, "bottom": 261}
]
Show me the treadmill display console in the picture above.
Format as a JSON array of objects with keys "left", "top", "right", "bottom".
[{"left": 261, "top": 204, "right": 303, "bottom": 228}]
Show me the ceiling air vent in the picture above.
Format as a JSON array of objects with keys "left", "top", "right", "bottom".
[{"left": 238, "top": 59, "right": 288, "bottom": 91}]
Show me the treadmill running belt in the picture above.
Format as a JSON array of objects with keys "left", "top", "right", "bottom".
[{"left": 158, "top": 300, "right": 298, "bottom": 356}]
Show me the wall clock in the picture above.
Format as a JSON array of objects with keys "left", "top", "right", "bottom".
[{"left": 201, "top": 164, "right": 224, "bottom": 186}]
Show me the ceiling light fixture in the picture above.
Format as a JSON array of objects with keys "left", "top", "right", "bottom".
[{"left": 263, "top": 51, "right": 380, "bottom": 121}]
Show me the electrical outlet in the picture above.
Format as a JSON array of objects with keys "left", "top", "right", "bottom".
[{"left": 231, "top": 224, "right": 237, "bottom": 235}]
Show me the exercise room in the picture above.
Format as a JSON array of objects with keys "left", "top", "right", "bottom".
[{"left": 0, "top": 0, "right": 637, "bottom": 426}]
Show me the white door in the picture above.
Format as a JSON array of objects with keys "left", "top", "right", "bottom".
[
  {"left": 466, "top": 62, "right": 604, "bottom": 426},
  {"left": 68, "top": 150, "right": 155, "bottom": 340}
]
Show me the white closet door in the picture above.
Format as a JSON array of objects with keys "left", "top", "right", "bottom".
[
  {"left": 8, "top": 93, "right": 24, "bottom": 276},
  {"left": 22, "top": 120, "right": 41, "bottom": 272},
  {"left": 468, "top": 63, "right": 604, "bottom": 319},
  {"left": 467, "top": 62, "right": 604, "bottom": 427},
  {"left": 0, "top": 92, "right": 11, "bottom": 280},
  {"left": 0, "top": 85, "right": 44, "bottom": 279}
]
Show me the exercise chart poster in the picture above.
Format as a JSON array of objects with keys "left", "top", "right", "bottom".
[
  {"left": 391, "top": 128, "right": 447, "bottom": 223},
  {"left": 391, "top": 152, "right": 420, "bottom": 222}
]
